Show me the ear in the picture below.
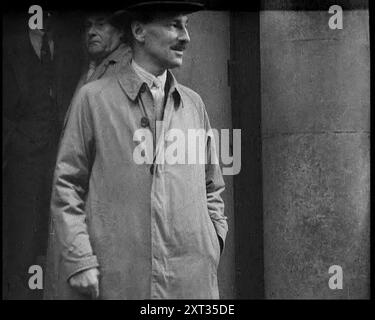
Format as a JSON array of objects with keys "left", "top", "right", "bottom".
[{"left": 131, "top": 21, "right": 146, "bottom": 43}]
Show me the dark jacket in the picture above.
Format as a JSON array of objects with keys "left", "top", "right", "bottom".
[{"left": 2, "top": 18, "right": 82, "bottom": 299}]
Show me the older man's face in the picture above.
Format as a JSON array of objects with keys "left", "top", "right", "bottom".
[
  {"left": 84, "top": 15, "right": 123, "bottom": 60},
  {"left": 141, "top": 13, "right": 190, "bottom": 70}
]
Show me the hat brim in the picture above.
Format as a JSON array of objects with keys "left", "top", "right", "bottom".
[{"left": 126, "top": 1, "right": 204, "bottom": 13}]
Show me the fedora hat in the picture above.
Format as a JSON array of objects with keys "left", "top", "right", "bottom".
[
  {"left": 80, "top": 10, "right": 129, "bottom": 31},
  {"left": 125, "top": 0, "right": 205, "bottom": 12}
]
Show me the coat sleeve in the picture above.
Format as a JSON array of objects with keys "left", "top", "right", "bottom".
[
  {"left": 50, "top": 86, "right": 99, "bottom": 281},
  {"left": 202, "top": 102, "right": 228, "bottom": 253}
]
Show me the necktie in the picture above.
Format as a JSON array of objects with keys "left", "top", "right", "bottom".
[
  {"left": 41, "top": 33, "right": 54, "bottom": 97},
  {"left": 40, "top": 32, "right": 52, "bottom": 65},
  {"left": 151, "top": 79, "right": 165, "bottom": 121},
  {"left": 150, "top": 79, "right": 165, "bottom": 146}
]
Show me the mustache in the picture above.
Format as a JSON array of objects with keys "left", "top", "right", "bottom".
[{"left": 170, "top": 43, "right": 187, "bottom": 51}]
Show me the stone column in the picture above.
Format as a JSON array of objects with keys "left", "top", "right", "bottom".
[{"left": 260, "top": 6, "right": 370, "bottom": 298}]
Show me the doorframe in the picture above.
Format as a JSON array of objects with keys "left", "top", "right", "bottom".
[{"left": 230, "top": 11, "right": 265, "bottom": 299}]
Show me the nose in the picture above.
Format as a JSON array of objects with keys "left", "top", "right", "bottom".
[
  {"left": 179, "top": 26, "right": 190, "bottom": 44},
  {"left": 87, "top": 25, "right": 97, "bottom": 37}
]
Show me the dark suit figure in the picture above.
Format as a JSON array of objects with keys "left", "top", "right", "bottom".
[{"left": 2, "top": 12, "right": 83, "bottom": 299}]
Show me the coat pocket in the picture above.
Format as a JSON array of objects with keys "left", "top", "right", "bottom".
[{"left": 206, "top": 214, "right": 221, "bottom": 268}]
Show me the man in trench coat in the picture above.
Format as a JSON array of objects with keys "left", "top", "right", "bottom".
[{"left": 49, "top": 0, "right": 228, "bottom": 299}]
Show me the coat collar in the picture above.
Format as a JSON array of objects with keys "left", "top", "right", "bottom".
[
  {"left": 118, "top": 62, "right": 182, "bottom": 108},
  {"left": 99, "top": 43, "right": 131, "bottom": 67}
]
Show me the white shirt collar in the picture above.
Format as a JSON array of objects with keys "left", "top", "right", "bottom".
[
  {"left": 29, "top": 28, "right": 45, "bottom": 37},
  {"left": 131, "top": 59, "right": 167, "bottom": 91}
]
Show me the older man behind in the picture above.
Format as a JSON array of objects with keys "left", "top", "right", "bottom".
[{"left": 74, "top": 10, "right": 132, "bottom": 94}]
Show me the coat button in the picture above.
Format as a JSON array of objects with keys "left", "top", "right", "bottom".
[
  {"left": 141, "top": 117, "right": 149, "bottom": 128},
  {"left": 150, "top": 164, "right": 154, "bottom": 175}
]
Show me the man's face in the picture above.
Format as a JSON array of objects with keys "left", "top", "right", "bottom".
[
  {"left": 139, "top": 13, "right": 190, "bottom": 70},
  {"left": 84, "top": 15, "right": 123, "bottom": 60}
]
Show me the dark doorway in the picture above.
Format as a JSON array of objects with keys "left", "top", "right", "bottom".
[{"left": 230, "top": 11, "right": 264, "bottom": 299}]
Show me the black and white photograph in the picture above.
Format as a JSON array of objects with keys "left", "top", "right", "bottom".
[{"left": 1, "top": 0, "right": 371, "bottom": 306}]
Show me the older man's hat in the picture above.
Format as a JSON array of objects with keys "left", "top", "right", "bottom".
[
  {"left": 81, "top": 9, "right": 129, "bottom": 30},
  {"left": 125, "top": 0, "right": 205, "bottom": 12}
]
